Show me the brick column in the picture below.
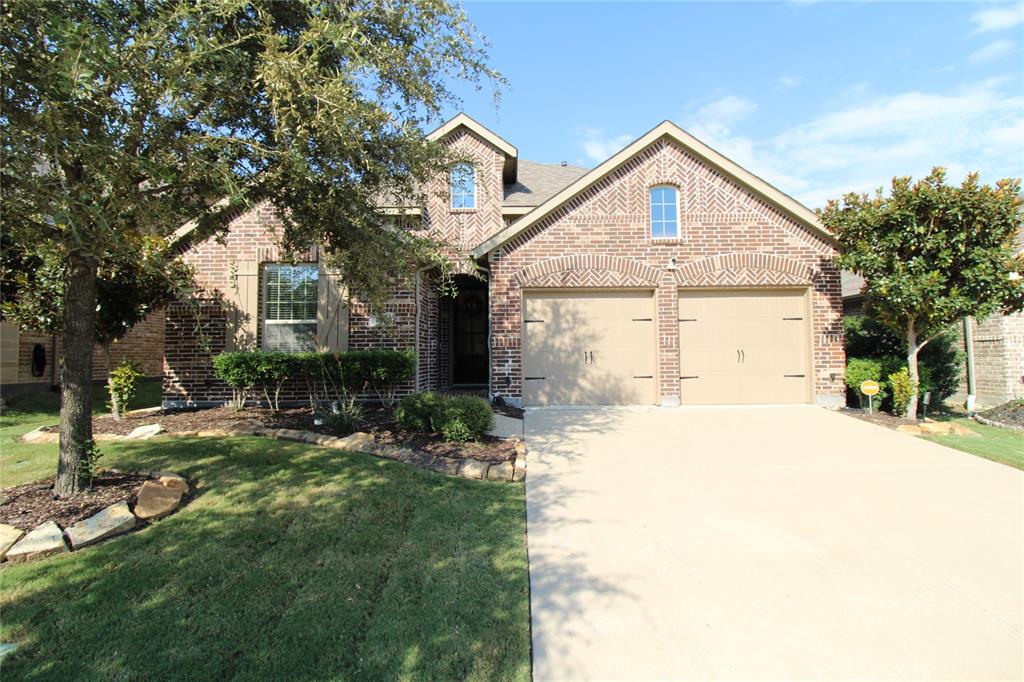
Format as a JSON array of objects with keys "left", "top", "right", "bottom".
[{"left": 656, "top": 271, "right": 680, "bottom": 406}]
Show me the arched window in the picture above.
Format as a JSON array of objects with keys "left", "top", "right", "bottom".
[
  {"left": 650, "top": 186, "right": 679, "bottom": 238},
  {"left": 450, "top": 163, "right": 476, "bottom": 209}
]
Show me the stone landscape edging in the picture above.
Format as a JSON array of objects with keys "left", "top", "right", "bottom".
[
  {"left": 21, "top": 421, "right": 527, "bottom": 483},
  {"left": 0, "top": 470, "right": 190, "bottom": 565},
  {"left": 974, "top": 414, "right": 1024, "bottom": 432}
]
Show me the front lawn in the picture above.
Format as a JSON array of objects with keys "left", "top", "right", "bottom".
[
  {"left": 0, "top": 392, "right": 530, "bottom": 680},
  {"left": 921, "top": 417, "right": 1024, "bottom": 472}
]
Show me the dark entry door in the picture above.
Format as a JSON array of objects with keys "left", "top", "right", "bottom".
[{"left": 453, "top": 287, "right": 488, "bottom": 385}]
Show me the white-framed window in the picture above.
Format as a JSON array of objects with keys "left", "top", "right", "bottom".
[
  {"left": 650, "top": 186, "right": 679, "bottom": 239},
  {"left": 450, "top": 163, "right": 476, "bottom": 209},
  {"left": 262, "top": 264, "right": 318, "bottom": 352}
]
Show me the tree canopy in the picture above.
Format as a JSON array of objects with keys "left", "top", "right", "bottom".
[
  {"left": 0, "top": 0, "right": 502, "bottom": 495},
  {"left": 822, "top": 168, "right": 1023, "bottom": 417}
]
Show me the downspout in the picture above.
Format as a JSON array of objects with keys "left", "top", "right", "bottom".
[{"left": 963, "top": 316, "right": 976, "bottom": 414}]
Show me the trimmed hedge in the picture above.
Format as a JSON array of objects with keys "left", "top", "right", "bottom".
[
  {"left": 211, "top": 349, "right": 415, "bottom": 410},
  {"left": 396, "top": 391, "right": 495, "bottom": 442}
]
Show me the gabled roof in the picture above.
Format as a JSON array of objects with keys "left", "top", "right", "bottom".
[
  {"left": 472, "top": 120, "right": 835, "bottom": 258},
  {"left": 503, "top": 160, "right": 589, "bottom": 207},
  {"left": 428, "top": 113, "right": 518, "bottom": 182}
]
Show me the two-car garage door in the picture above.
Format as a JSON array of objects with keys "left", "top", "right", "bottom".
[{"left": 521, "top": 288, "right": 811, "bottom": 406}]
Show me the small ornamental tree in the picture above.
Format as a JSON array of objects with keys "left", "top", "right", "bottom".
[{"left": 822, "top": 168, "right": 1024, "bottom": 418}]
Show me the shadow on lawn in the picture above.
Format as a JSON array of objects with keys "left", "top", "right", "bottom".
[{"left": 1, "top": 437, "right": 530, "bottom": 681}]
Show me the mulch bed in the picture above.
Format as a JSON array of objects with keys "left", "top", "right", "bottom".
[
  {"left": 839, "top": 407, "right": 918, "bottom": 429},
  {"left": 46, "top": 404, "right": 519, "bottom": 464},
  {"left": 980, "top": 400, "right": 1024, "bottom": 429},
  {"left": 0, "top": 472, "right": 149, "bottom": 532}
]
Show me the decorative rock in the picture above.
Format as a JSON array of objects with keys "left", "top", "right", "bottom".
[
  {"left": 197, "top": 428, "right": 229, "bottom": 437},
  {"left": 64, "top": 501, "right": 136, "bottom": 549},
  {"left": 430, "top": 457, "right": 461, "bottom": 476},
  {"left": 274, "top": 428, "right": 307, "bottom": 442},
  {"left": 487, "top": 461, "right": 514, "bottom": 481},
  {"left": 124, "top": 423, "right": 164, "bottom": 440},
  {"left": 5, "top": 521, "right": 68, "bottom": 563},
  {"left": 896, "top": 424, "right": 923, "bottom": 435},
  {"left": 405, "top": 451, "right": 436, "bottom": 469},
  {"left": 133, "top": 481, "right": 183, "bottom": 521},
  {"left": 224, "top": 421, "right": 263, "bottom": 436},
  {"left": 302, "top": 431, "right": 337, "bottom": 446},
  {"left": 169, "top": 430, "right": 199, "bottom": 438},
  {"left": 948, "top": 422, "right": 981, "bottom": 438},
  {"left": 21, "top": 427, "right": 58, "bottom": 444},
  {"left": 514, "top": 441, "right": 526, "bottom": 456},
  {"left": 94, "top": 433, "right": 123, "bottom": 441},
  {"left": 513, "top": 456, "right": 527, "bottom": 482},
  {"left": 0, "top": 523, "right": 26, "bottom": 561},
  {"left": 918, "top": 422, "right": 953, "bottom": 436},
  {"left": 328, "top": 432, "right": 375, "bottom": 451},
  {"left": 458, "top": 459, "right": 490, "bottom": 480},
  {"left": 375, "top": 445, "right": 406, "bottom": 461},
  {"left": 153, "top": 472, "right": 190, "bottom": 494}
]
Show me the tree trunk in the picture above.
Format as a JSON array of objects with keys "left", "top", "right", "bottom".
[
  {"left": 54, "top": 254, "right": 98, "bottom": 498},
  {"left": 906, "top": 320, "right": 920, "bottom": 421}
]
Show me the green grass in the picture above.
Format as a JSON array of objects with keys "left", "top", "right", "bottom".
[
  {"left": 0, "top": 389, "right": 530, "bottom": 680},
  {"left": 922, "top": 416, "right": 1024, "bottom": 471},
  {"left": 1, "top": 381, "right": 162, "bottom": 487}
]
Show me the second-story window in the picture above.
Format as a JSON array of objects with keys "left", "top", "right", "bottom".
[
  {"left": 450, "top": 163, "right": 476, "bottom": 209},
  {"left": 650, "top": 186, "right": 679, "bottom": 239}
]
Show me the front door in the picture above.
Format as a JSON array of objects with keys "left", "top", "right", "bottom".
[{"left": 452, "top": 285, "right": 488, "bottom": 385}]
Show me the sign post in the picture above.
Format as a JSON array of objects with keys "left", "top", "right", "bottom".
[{"left": 860, "top": 380, "right": 880, "bottom": 414}]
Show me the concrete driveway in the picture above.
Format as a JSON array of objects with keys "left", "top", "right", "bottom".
[{"left": 525, "top": 406, "right": 1022, "bottom": 681}]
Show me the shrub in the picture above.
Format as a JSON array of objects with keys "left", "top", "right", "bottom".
[
  {"left": 346, "top": 349, "right": 416, "bottom": 407},
  {"left": 396, "top": 392, "right": 495, "bottom": 442},
  {"left": 212, "top": 351, "right": 261, "bottom": 410},
  {"left": 107, "top": 359, "right": 144, "bottom": 420},
  {"left": 844, "top": 315, "right": 962, "bottom": 404},
  {"left": 889, "top": 367, "right": 916, "bottom": 417},
  {"left": 396, "top": 391, "right": 446, "bottom": 432},
  {"left": 844, "top": 357, "right": 886, "bottom": 408}
]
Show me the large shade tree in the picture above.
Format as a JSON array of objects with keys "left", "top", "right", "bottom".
[
  {"left": 0, "top": 0, "right": 501, "bottom": 496},
  {"left": 822, "top": 168, "right": 1024, "bottom": 418}
]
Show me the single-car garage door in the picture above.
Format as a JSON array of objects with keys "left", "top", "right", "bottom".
[
  {"left": 678, "top": 289, "right": 811, "bottom": 405},
  {"left": 523, "top": 290, "right": 656, "bottom": 406}
]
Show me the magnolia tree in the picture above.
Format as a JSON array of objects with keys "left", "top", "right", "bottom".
[
  {"left": 0, "top": 0, "right": 500, "bottom": 496},
  {"left": 822, "top": 169, "right": 1024, "bottom": 418}
]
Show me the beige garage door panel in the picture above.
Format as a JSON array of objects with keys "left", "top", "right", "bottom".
[
  {"left": 679, "top": 289, "right": 810, "bottom": 405},
  {"left": 524, "top": 291, "right": 656, "bottom": 406}
]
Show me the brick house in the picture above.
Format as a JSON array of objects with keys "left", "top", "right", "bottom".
[
  {"left": 164, "top": 114, "right": 846, "bottom": 408},
  {"left": 1, "top": 313, "right": 165, "bottom": 399}
]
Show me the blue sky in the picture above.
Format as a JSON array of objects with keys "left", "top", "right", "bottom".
[{"left": 442, "top": 1, "right": 1024, "bottom": 209}]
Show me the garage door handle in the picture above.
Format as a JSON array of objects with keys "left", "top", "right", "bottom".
[
  {"left": 784, "top": 374, "right": 805, "bottom": 378},
  {"left": 633, "top": 375, "right": 653, "bottom": 379},
  {"left": 524, "top": 319, "right": 544, "bottom": 324},
  {"left": 741, "top": 349, "right": 745, "bottom": 363},
  {"left": 524, "top": 376, "right": 545, "bottom": 380},
  {"left": 737, "top": 349, "right": 741, "bottom": 363},
  {"left": 782, "top": 317, "right": 803, "bottom": 321},
  {"left": 680, "top": 375, "right": 699, "bottom": 380},
  {"left": 678, "top": 318, "right": 697, "bottom": 322}
]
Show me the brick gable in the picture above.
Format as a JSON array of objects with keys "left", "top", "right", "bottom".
[{"left": 488, "top": 137, "right": 845, "bottom": 406}]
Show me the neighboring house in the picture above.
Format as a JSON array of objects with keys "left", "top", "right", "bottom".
[
  {"left": 841, "top": 269, "right": 1024, "bottom": 407},
  {"left": 0, "top": 312, "right": 165, "bottom": 399},
  {"left": 164, "top": 114, "right": 845, "bottom": 409}
]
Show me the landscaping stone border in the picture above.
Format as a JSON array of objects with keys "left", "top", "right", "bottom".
[
  {"left": 0, "top": 471, "right": 189, "bottom": 565},
  {"left": 974, "top": 414, "right": 1024, "bottom": 432},
  {"left": 21, "top": 420, "right": 528, "bottom": 483}
]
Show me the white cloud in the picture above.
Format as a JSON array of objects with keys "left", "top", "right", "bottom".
[
  {"left": 968, "top": 39, "right": 1016, "bottom": 64},
  {"left": 696, "top": 95, "right": 758, "bottom": 124},
  {"left": 778, "top": 75, "right": 802, "bottom": 89},
  {"left": 578, "top": 128, "right": 634, "bottom": 163},
  {"left": 683, "top": 78, "right": 1024, "bottom": 210},
  {"left": 970, "top": 5, "right": 1024, "bottom": 34}
]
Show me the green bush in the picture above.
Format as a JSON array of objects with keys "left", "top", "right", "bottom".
[
  {"left": 107, "top": 359, "right": 144, "bottom": 420},
  {"left": 322, "top": 394, "right": 363, "bottom": 436},
  {"left": 844, "top": 316, "right": 962, "bottom": 405},
  {"left": 212, "top": 348, "right": 415, "bottom": 410},
  {"left": 396, "top": 392, "right": 495, "bottom": 442},
  {"left": 396, "top": 391, "right": 446, "bottom": 432},
  {"left": 888, "top": 367, "right": 916, "bottom": 417},
  {"left": 844, "top": 357, "right": 887, "bottom": 408}
]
